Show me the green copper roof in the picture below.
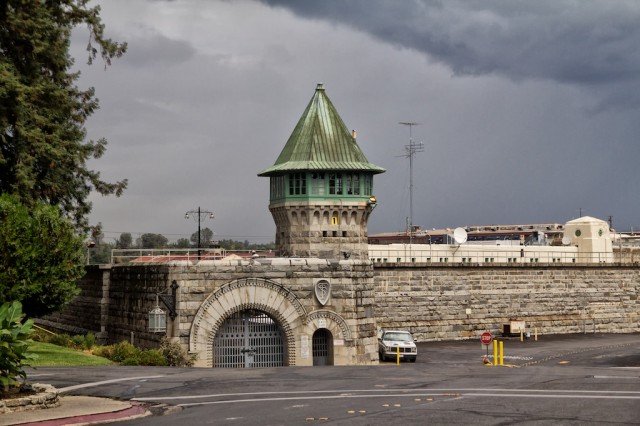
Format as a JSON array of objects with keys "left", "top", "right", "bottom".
[{"left": 258, "top": 84, "right": 385, "bottom": 176}]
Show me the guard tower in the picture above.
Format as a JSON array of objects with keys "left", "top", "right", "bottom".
[{"left": 259, "top": 84, "right": 385, "bottom": 260}]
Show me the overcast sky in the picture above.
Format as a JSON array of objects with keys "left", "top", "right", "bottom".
[{"left": 73, "top": 0, "right": 640, "bottom": 244}]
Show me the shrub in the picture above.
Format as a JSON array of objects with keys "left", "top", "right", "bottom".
[
  {"left": 109, "top": 341, "right": 139, "bottom": 363},
  {"left": 48, "top": 333, "right": 74, "bottom": 348},
  {"left": 83, "top": 333, "right": 96, "bottom": 350},
  {"left": 160, "top": 338, "right": 196, "bottom": 367},
  {"left": 92, "top": 341, "right": 169, "bottom": 366},
  {"left": 92, "top": 344, "right": 114, "bottom": 359},
  {"left": 137, "top": 349, "right": 168, "bottom": 366},
  {"left": 0, "top": 301, "right": 36, "bottom": 392},
  {"left": 71, "top": 335, "right": 85, "bottom": 348}
]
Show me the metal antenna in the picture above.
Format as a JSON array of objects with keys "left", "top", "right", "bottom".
[{"left": 399, "top": 122, "right": 424, "bottom": 250}]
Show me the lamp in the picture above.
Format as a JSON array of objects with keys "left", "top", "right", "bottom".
[
  {"left": 148, "top": 280, "right": 179, "bottom": 333},
  {"left": 367, "top": 195, "right": 378, "bottom": 212},
  {"left": 148, "top": 300, "right": 166, "bottom": 333}
]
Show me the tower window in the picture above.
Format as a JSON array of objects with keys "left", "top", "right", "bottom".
[
  {"left": 289, "top": 173, "right": 306, "bottom": 195},
  {"left": 270, "top": 176, "right": 284, "bottom": 199},
  {"left": 345, "top": 173, "right": 360, "bottom": 195},
  {"left": 363, "top": 175, "right": 372, "bottom": 195},
  {"left": 329, "top": 173, "right": 343, "bottom": 195},
  {"left": 310, "top": 172, "right": 325, "bottom": 195}
]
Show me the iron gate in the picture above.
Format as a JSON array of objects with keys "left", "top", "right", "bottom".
[
  {"left": 213, "top": 310, "right": 284, "bottom": 368},
  {"left": 312, "top": 328, "right": 333, "bottom": 366}
]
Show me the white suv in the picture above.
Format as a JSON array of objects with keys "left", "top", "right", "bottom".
[{"left": 378, "top": 330, "right": 417, "bottom": 362}]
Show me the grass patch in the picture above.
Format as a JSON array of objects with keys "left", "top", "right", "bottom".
[{"left": 28, "top": 341, "right": 113, "bottom": 367}]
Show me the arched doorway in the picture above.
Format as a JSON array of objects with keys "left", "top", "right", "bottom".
[
  {"left": 312, "top": 328, "right": 333, "bottom": 366},
  {"left": 213, "top": 310, "right": 284, "bottom": 368}
]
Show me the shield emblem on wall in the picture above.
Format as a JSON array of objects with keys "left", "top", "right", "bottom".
[{"left": 314, "top": 279, "right": 331, "bottom": 306}]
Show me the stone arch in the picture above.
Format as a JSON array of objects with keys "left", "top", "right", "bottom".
[
  {"left": 190, "top": 278, "right": 308, "bottom": 367},
  {"left": 322, "top": 211, "right": 330, "bottom": 225},
  {"left": 350, "top": 211, "right": 358, "bottom": 225},
  {"left": 306, "top": 309, "right": 353, "bottom": 343}
]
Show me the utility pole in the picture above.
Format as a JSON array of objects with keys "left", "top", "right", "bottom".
[
  {"left": 185, "top": 207, "right": 214, "bottom": 259},
  {"left": 399, "top": 122, "right": 424, "bottom": 252}
]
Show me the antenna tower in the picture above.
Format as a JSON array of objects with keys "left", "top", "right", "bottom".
[{"left": 399, "top": 122, "right": 424, "bottom": 248}]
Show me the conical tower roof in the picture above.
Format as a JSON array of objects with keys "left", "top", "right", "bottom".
[{"left": 258, "top": 83, "right": 385, "bottom": 176}]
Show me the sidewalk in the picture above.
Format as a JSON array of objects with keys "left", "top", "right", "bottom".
[{"left": 0, "top": 395, "right": 148, "bottom": 426}]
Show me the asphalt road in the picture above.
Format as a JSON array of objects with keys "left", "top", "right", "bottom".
[{"left": 26, "top": 333, "right": 640, "bottom": 425}]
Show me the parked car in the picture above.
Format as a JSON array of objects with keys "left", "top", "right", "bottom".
[{"left": 378, "top": 329, "right": 417, "bottom": 362}]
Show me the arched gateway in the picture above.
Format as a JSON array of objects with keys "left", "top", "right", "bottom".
[
  {"left": 189, "top": 278, "right": 306, "bottom": 367},
  {"left": 189, "top": 277, "right": 359, "bottom": 367},
  {"left": 213, "top": 309, "right": 285, "bottom": 368}
]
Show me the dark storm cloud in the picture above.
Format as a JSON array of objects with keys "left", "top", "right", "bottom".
[{"left": 261, "top": 0, "right": 640, "bottom": 107}]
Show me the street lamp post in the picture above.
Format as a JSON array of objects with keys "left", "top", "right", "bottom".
[{"left": 184, "top": 207, "right": 214, "bottom": 259}]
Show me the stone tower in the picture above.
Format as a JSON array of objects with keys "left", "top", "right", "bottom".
[{"left": 259, "top": 84, "right": 385, "bottom": 260}]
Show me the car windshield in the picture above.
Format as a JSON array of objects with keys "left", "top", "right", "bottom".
[{"left": 384, "top": 332, "right": 412, "bottom": 342}]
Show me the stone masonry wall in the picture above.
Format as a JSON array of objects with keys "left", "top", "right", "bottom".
[
  {"left": 39, "top": 265, "right": 109, "bottom": 337},
  {"left": 171, "top": 259, "right": 377, "bottom": 365},
  {"left": 374, "top": 264, "right": 640, "bottom": 341},
  {"left": 39, "top": 259, "right": 379, "bottom": 365},
  {"left": 40, "top": 263, "right": 640, "bottom": 357}
]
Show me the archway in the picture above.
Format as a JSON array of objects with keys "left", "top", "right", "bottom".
[
  {"left": 312, "top": 328, "right": 333, "bottom": 366},
  {"left": 214, "top": 309, "right": 285, "bottom": 368},
  {"left": 190, "top": 278, "right": 307, "bottom": 367}
]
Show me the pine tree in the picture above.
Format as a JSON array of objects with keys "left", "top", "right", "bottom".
[{"left": 0, "top": 0, "right": 127, "bottom": 229}]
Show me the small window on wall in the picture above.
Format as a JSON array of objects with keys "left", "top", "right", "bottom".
[
  {"left": 270, "top": 176, "right": 284, "bottom": 199},
  {"left": 345, "top": 174, "right": 360, "bottom": 195},
  {"left": 363, "top": 175, "right": 372, "bottom": 195},
  {"left": 288, "top": 173, "right": 306, "bottom": 195},
  {"left": 329, "top": 173, "right": 343, "bottom": 195},
  {"left": 310, "top": 172, "right": 325, "bottom": 195}
]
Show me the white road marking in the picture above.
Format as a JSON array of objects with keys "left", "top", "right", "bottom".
[
  {"left": 132, "top": 387, "right": 640, "bottom": 401},
  {"left": 175, "top": 391, "right": 640, "bottom": 407},
  {"left": 592, "top": 375, "right": 639, "bottom": 380},
  {"left": 58, "top": 375, "right": 165, "bottom": 393}
]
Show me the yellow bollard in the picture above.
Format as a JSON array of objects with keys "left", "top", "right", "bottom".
[
  {"left": 396, "top": 346, "right": 400, "bottom": 365},
  {"left": 499, "top": 341, "right": 504, "bottom": 366},
  {"left": 493, "top": 340, "right": 498, "bottom": 366},
  {"left": 520, "top": 328, "right": 524, "bottom": 342},
  {"left": 535, "top": 327, "right": 538, "bottom": 341}
]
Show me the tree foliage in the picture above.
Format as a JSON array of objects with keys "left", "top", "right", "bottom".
[
  {"left": 173, "top": 238, "right": 191, "bottom": 248},
  {"left": 116, "top": 232, "right": 132, "bottom": 249},
  {"left": 0, "top": 195, "right": 85, "bottom": 318},
  {"left": 137, "top": 233, "right": 168, "bottom": 249},
  {"left": 0, "top": 0, "right": 127, "bottom": 230},
  {"left": 190, "top": 227, "right": 214, "bottom": 246},
  {"left": 0, "top": 301, "right": 35, "bottom": 392}
]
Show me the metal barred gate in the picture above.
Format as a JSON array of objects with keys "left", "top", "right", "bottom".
[
  {"left": 213, "top": 310, "right": 284, "bottom": 368},
  {"left": 312, "top": 328, "right": 333, "bottom": 366}
]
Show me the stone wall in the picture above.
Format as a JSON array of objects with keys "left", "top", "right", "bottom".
[
  {"left": 38, "top": 265, "right": 110, "bottom": 338},
  {"left": 39, "top": 262, "right": 640, "bottom": 361},
  {"left": 374, "top": 264, "right": 640, "bottom": 341},
  {"left": 40, "top": 259, "right": 379, "bottom": 366}
]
